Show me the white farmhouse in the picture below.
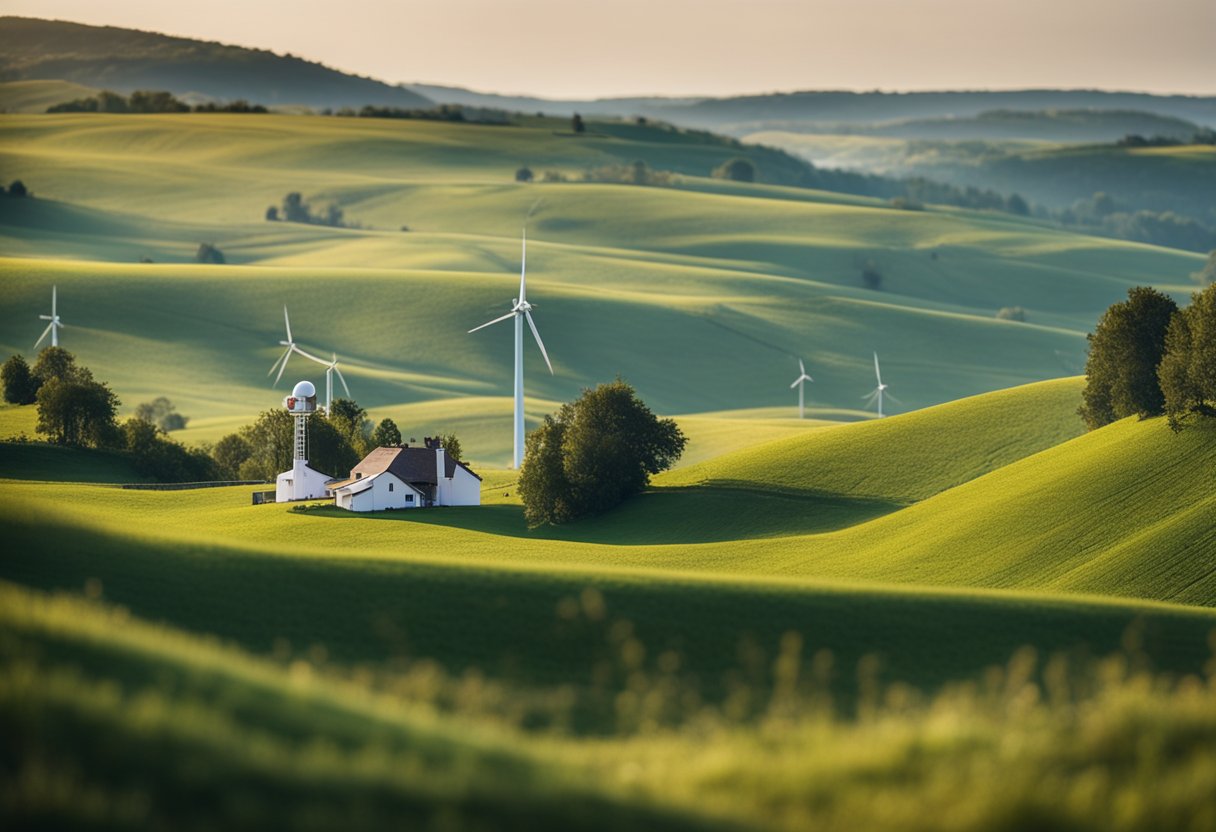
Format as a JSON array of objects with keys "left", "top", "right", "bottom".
[{"left": 330, "top": 438, "right": 481, "bottom": 512}]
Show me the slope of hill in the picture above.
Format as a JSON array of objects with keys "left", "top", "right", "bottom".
[
  {"left": 0, "top": 78, "right": 98, "bottom": 113},
  {"left": 0, "top": 16, "right": 432, "bottom": 109},
  {"left": 813, "top": 109, "right": 1204, "bottom": 143}
]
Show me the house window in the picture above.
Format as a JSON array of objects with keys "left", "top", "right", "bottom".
[
  {"left": 388, "top": 482, "right": 394, "bottom": 492},
  {"left": 405, "top": 494, "right": 414, "bottom": 503},
  {"left": 355, "top": 472, "right": 363, "bottom": 479}
]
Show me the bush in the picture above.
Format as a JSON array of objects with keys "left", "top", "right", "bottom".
[
  {"left": 1078, "top": 286, "right": 1178, "bottom": 430},
  {"left": 518, "top": 380, "right": 686, "bottom": 526},
  {"left": 6, "top": 180, "right": 29, "bottom": 198},
  {"left": 515, "top": 166, "right": 534, "bottom": 183},
  {"left": 572, "top": 113, "right": 585, "bottom": 134},
  {"left": 712, "top": 158, "right": 756, "bottom": 182},
  {"left": 861, "top": 260, "right": 883, "bottom": 291},
  {"left": 265, "top": 206, "right": 279, "bottom": 221},
  {"left": 996, "top": 306, "right": 1027, "bottom": 322},
  {"left": 133, "top": 396, "right": 189, "bottom": 432},
  {"left": 121, "top": 418, "right": 215, "bottom": 481},
  {"left": 196, "top": 243, "right": 225, "bottom": 264},
  {"left": 2, "top": 354, "right": 39, "bottom": 404},
  {"left": 1159, "top": 282, "right": 1216, "bottom": 431}
]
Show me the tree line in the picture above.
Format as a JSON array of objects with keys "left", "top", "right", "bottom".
[
  {"left": 47, "top": 90, "right": 268, "bottom": 114},
  {"left": 1080, "top": 281, "right": 1216, "bottom": 432}
]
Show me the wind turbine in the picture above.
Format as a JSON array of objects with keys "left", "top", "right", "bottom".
[
  {"left": 267, "top": 305, "right": 344, "bottom": 409},
  {"left": 862, "top": 351, "right": 900, "bottom": 417},
  {"left": 468, "top": 229, "right": 553, "bottom": 469},
  {"left": 34, "top": 285, "right": 64, "bottom": 350},
  {"left": 790, "top": 358, "right": 814, "bottom": 419}
]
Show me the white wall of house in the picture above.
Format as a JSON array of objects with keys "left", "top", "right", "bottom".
[
  {"left": 434, "top": 447, "right": 481, "bottom": 506},
  {"left": 335, "top": 471, "right": 424, "bottom": 512},
  {"left": 276, "top": 461, "right": 331, "bottom": 503}
]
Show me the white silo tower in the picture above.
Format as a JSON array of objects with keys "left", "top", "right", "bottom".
[{"left": 274, "top": 380, "right": 333, "bottom": 502}]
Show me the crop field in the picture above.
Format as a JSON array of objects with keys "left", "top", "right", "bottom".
[{"left": 2, "top": 110, "right": 1214, "bottom": 828}]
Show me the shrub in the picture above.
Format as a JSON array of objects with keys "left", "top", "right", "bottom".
[
  {"left": 996, "top": 306, "right": 1027, "bottom": 322},
  {"left": 265, "top": 206, "right": 279, "bottom": 221},
  {"left": 515, "top": 166, "right": 534, "bottom": 183},
  {"left": 6, "top": 180, "right": 29, "bottom": 198},
  {"left": 2, "top": 354, "right": 39, "bottom": 404},
  {"left": 518, "top": 379, "right": 685, "bottom": 526},
  {"left": 196, "top": 243, "right": 225, "bottom": 264},
  {"left": 572, "top": 113, "right": 585, "bottom": 134},
  {"left": 712, "top": 157, "right": 756, "bottom": 182},
  {"left": 861, "top": 260, "right": 883, "bottom": 291},
  {"left": 1079, "top": 286, "right": 1178, "bottom": 430}
]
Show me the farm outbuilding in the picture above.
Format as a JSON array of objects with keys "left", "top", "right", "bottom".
[{"left": 329, "top": 438, "right": 481, "bottom": 511}]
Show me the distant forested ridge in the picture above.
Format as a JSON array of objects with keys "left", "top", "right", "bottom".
[{"left": 0, "top": 16, "right": 432, "bottom": 110}]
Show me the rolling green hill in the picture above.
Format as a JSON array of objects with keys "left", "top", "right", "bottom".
[
  {"left": 0, "top": 112, "right": 1203, "bottom": 463},
  {"left": 0, "top": 16, "right": 433, "bottom": 110},
  {"left": 0, "top": 79, "right": 99, "bottom": 113}
]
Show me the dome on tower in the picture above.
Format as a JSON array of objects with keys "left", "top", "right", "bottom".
[{"left": 292, "top": 380, "right": 316, "bottom": 398}]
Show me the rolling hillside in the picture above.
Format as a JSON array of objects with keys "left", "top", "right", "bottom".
[
  {"left": 0, "top": 112, "right": 1203, "bottom": 462},
  {"left": 0, "top": 16, "right": 433, "bottom": 109}
]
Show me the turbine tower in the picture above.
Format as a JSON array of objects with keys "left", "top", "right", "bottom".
[
  {"left": 468, "top": 229, "right": 553, "bottom": 469},
  {"left": 863, "top": 351, "right": 900, "bottom": 417},
  {"left": 34, "top": 285, "right": 64, "bottom": 350},
  {"left": 789, "top": 358, "right": 814, "bottom": 419},
  {"left": 267, "top": 306, "right": 349, "bottom": 411}
]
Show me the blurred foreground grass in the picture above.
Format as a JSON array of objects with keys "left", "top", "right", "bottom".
[{"left": 3, "top": 581, "right": 1215, "bottom": 831}]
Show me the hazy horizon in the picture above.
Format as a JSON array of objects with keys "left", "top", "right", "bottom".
[{"left": 2, "top": 0, "right": 1214, "bottom": 99}]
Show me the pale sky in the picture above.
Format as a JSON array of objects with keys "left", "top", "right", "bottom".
[{"left": 3, "top": 0, "right": 1214, "bottom": 98}]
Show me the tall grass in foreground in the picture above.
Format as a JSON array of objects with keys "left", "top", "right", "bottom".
[{"left": 2, "top": 582, "right": 1215, "bottom": 831}]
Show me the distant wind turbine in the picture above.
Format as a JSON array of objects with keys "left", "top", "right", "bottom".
[
  {"left": 862, "top": 351, "right": 900, "bottom": 417},
  {"left": 34, "top": 285, "right": 64, "bottom": 350},
  {"left": 267, "top": 306, "right": 348, "bottom": 410},
  {"left": 789, "top": 358, "right": 814, "bottom": 419},
  {"left": 468, "top": 229, "right": 554, "bottom": 469}
]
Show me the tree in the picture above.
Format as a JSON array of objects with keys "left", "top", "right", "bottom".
[
  {"left": 32, "top": 346, "right": 81, "bottom": 385},
  {"left": 861, "top": 260, "right": 883, "bottom": 291},
  {"left": 1005, "top": 193, "right": 1030, "bottom": 216},
  {"left": 35, "top": 371, "right": 120, "bottom": 447},
  {"left": 435, "top": 431, "right": 462, "bottom": 461},
  {"left": 518, "top": 379, "right": 686, "bottom": 526},
  {"left": 306, "top": 415, "right": 358, "bottom": 477},
  {"left": 1159, "top": 283, "right": 1216, "bottom": 431},
  {"left": 572, "top": 113, "right": 585, "bottom": 134},
  {"left": 2, "top": 354, "right": 39, "bottom": 404},
  {"left": 327, "top": 398, "right": 372, "bottom": 457},
  {"left": 212, "top": 432, "right": 252, "bottom": 479},
  {"left": 196, "top": 243, "right": 225, "bottom": 264},
  {"left": 515, "top": 166, "right": 534, "bottom": 183},
  {"left": 282, "top": 192, "right": 310, "bottom": 223},
  {"left": 7, "top": 180, "right": 28, "bottom": 198},
  {"left": 134, "top": 396, "right": 189, "bottom": 432},
  {"left": 1078, "top": 286, "right": 1178, "bottom": 430},
  {"left": 712, "top": 158, "right": 756, "bottom": 183},
  {"left": 265, "top": 205, "right": 279, "bottom": 221},
  {"left": 121, "top": 418, "right": 215, "bottom": 482},
  {"left": 237, "top": 409, "right": 293, "bottom": 480},
  {"left": 370, "top": 418, "right": 402, "bottom": 447}
]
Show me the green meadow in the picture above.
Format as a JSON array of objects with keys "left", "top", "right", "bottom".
[{"left": 1, "top": 111, "right": 1214, "bottom": 828}]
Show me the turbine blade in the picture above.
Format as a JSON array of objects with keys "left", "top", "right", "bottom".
[
  {"left": 52, "top": 285, "right": 57, "bottom": 317},
  {"left": 518, "top": 229, "right": 527, "bottom": 305},
  {"left": 873, "top": 351, "right": 882, "bottom": 386},
  {"left": 790, "top": 377, "right": 802, "bottom": 389},
  {"left": 40, "top": 315, "right": 52, "bottom": 321},
  {"left": 468, "top": 310, "right": 517, "bottom": 334},
  {"left": 799, "top": 358, "right": 805, "bottom": 375},
  {"left": 525, "top": 310, "right": 554, "bottom": 374},
  {"left": 885, "top": 392, "right": 904, "bottom": 407},
  {"left": 34, "top": 322, "right": 53, "bottom": 350},
  {"left": 293, "top": 345, "right": 329, "bottom": 366},
  {"left": 334, "top": 363, "right": 351, "bottom": 397},
  {"left": 271, "top": 347, "right": 293, "bottom": 385},
  {"left": 283, "top": 305, "right": 293, "bottom": 343}
]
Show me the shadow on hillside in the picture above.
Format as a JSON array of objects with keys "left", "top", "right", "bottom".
[{"left": 306, "top": 485, "right": 903, "bottom": 545}]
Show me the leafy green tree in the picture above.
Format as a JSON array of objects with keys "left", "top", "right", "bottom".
[
  {"left": 435, "top": 431, "right": 462, "bottom": 461},
  {"left": 237, "top": 409, "right": 293, "bottom": 480},
  {"left": 32, "top": 346, "right": 81, "bottom": 385},
  {"left": 572, "top": 113, "right": 585, "bottom": 134},
  {"left": 121, "top": 418, "right": 215, "bottom": 482},
  {"left": 196, "top": 243, "right": 225, "bottom": 264},
  {"left": 712, "top": 157, "right": 756, "bottom": 182},
  {"left": 134, "top": 396, "right": 189, "bottom": 432},
  {"left": 2, "top": 354, "right": 39, "bottom": 404},
  {"left": 307, "top": 416, "right": 359, "bottom": 478},
  {"left": 327, "top": 398, "right": 372, "bottom": 456},
  {"left": 282, "top": 192, "right": 309, "bottom": 222},
  {"left": 1079, "top": 286, "right": 1178, "bottom": 430},
  {"left": 518, "top": 379, "right": 686, "bottom": 526},
  {"left": 212, "top": 432, "right": 252, "bottom": 479},
  {"left": 1159, "top": 283, "right": 1216, "bottom": 431},
  {"left": 35, "top": 371, "right": 120, "bottom": 447},
  {"left": 515, "top": 165, "right": 534, "bottom": 183},
  {"left": 7, "top": 179, "right": 28, "bottom": 198},
  {"left": 371, "top": 418, "right": 402, "bottom": 448}
]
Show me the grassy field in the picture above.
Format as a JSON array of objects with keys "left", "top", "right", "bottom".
[
  {"left": 2, "top": 108, "right": 1214, "bottom": 828},
  {"left": 0, "top": 113, "right": 1204, "bottom": 463}
]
